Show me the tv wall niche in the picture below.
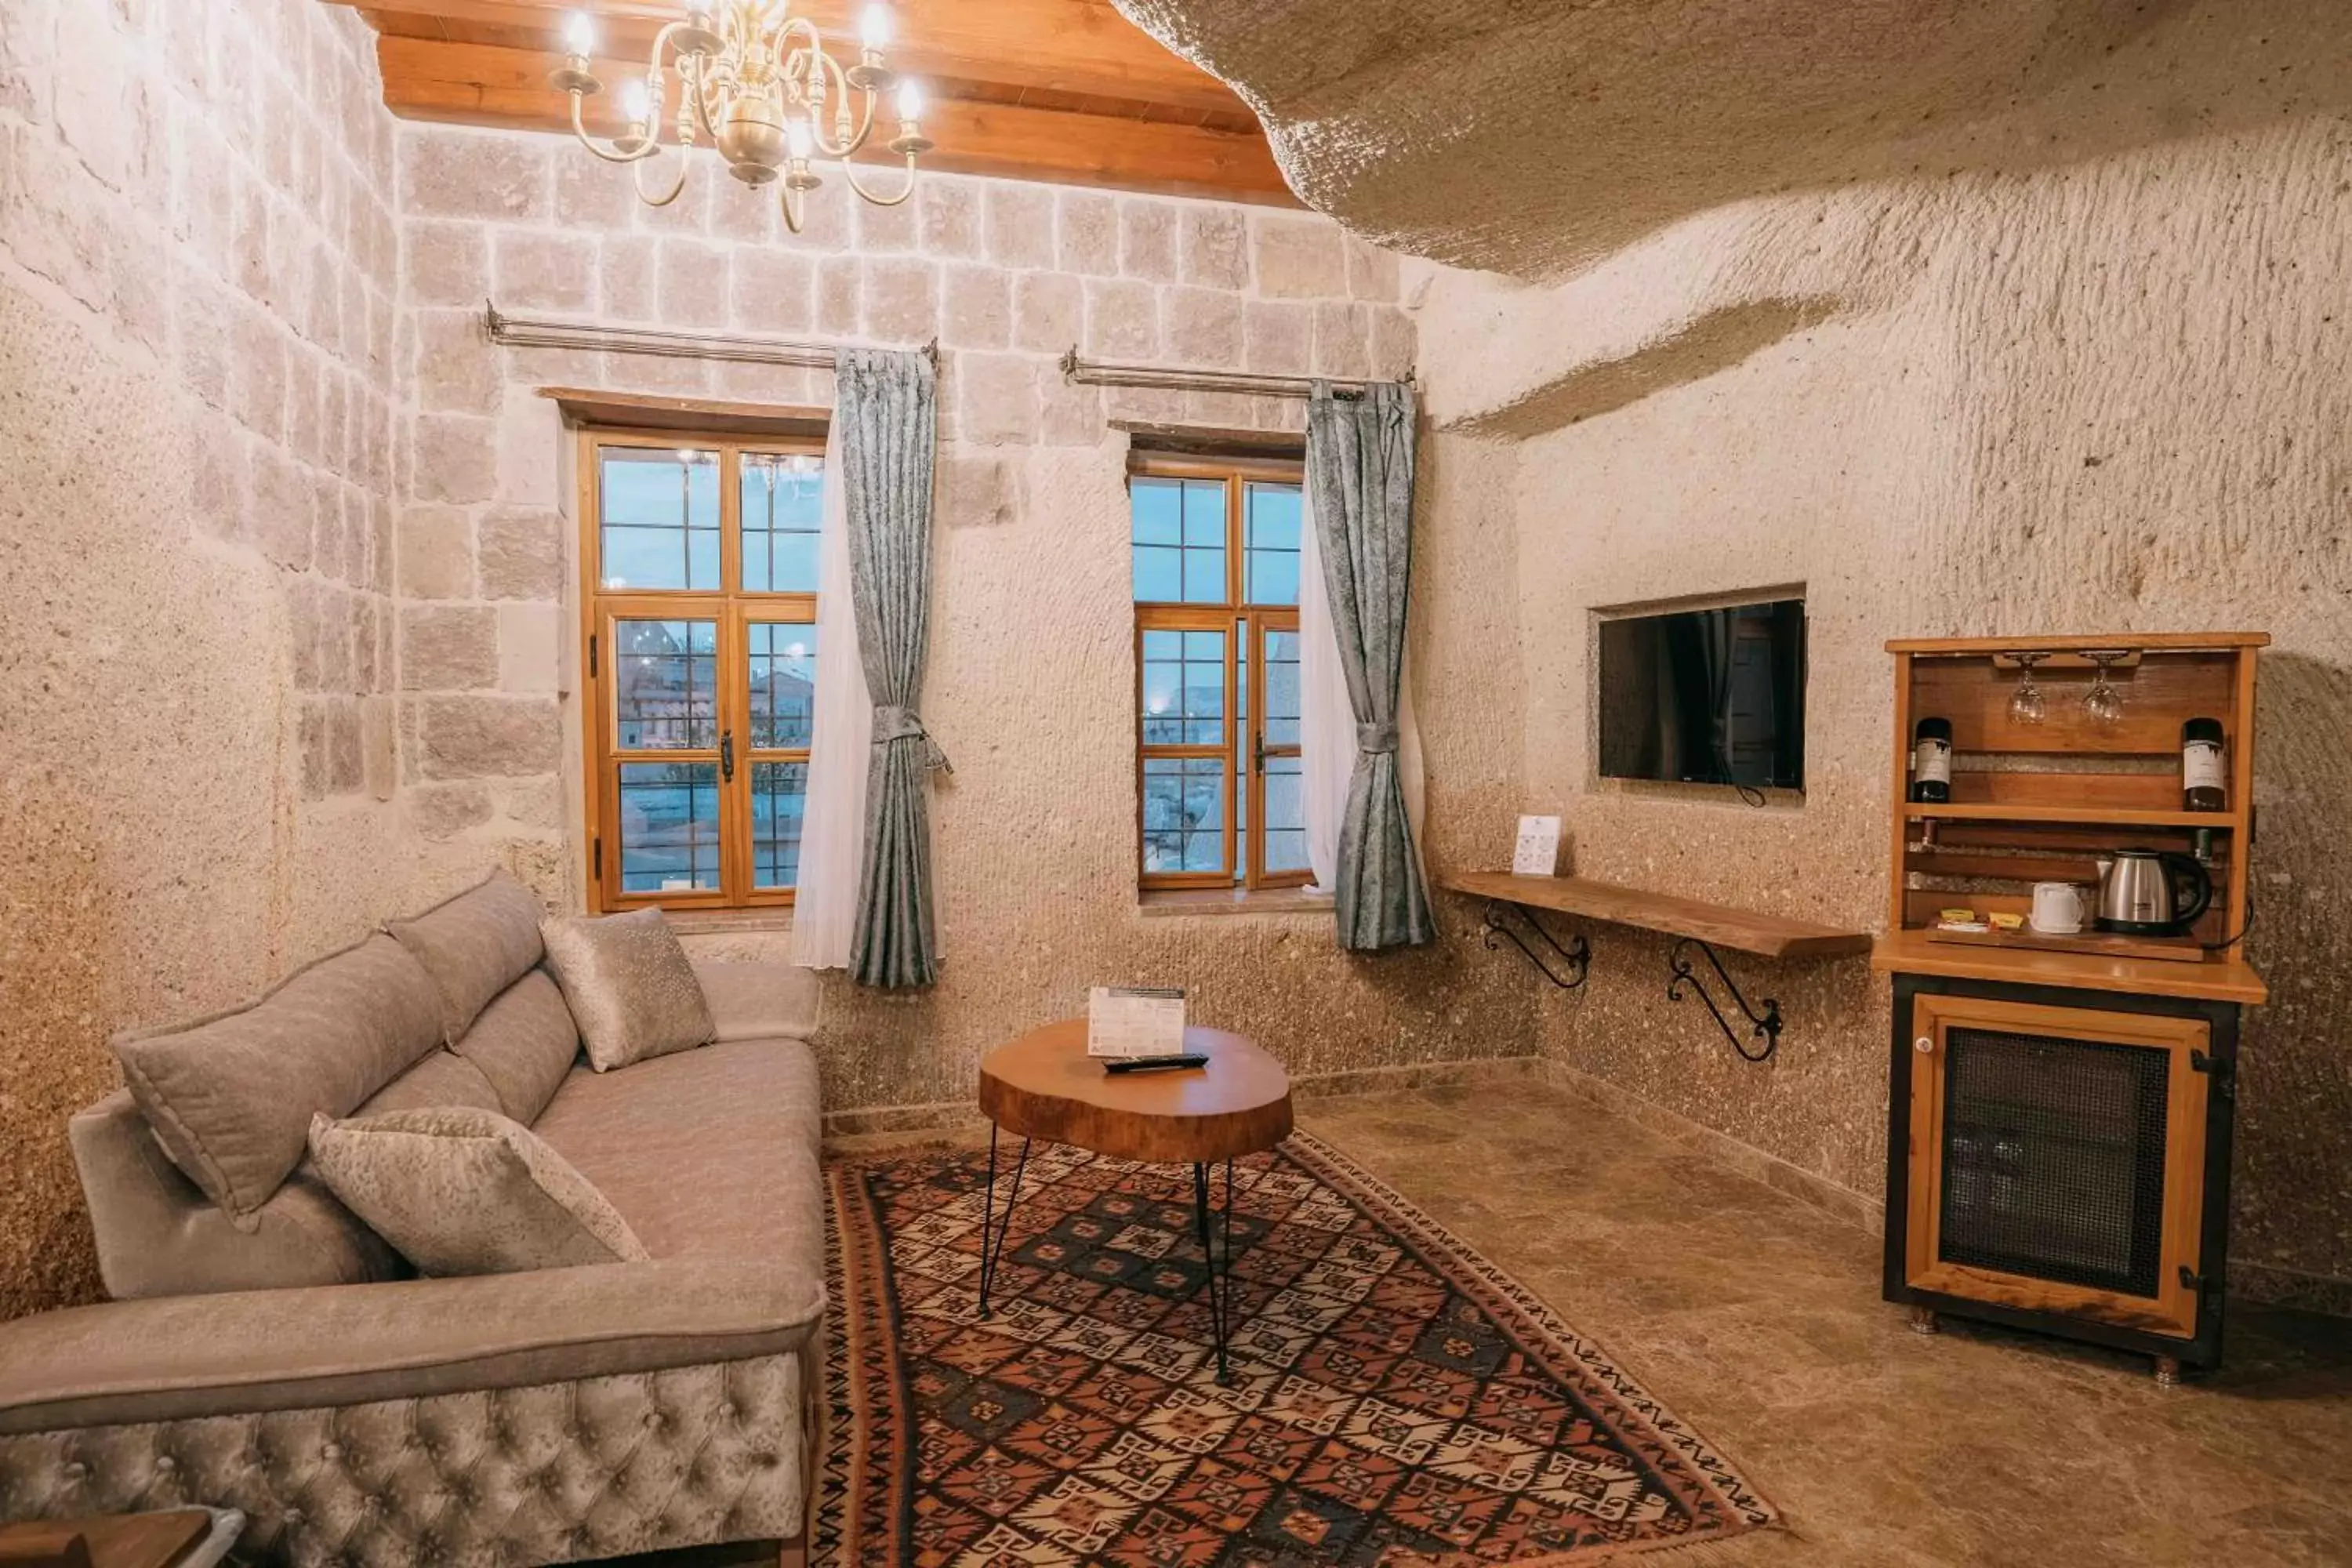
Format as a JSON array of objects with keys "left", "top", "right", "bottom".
[{"left": 1597, "top": 594, "right": 1807, "bottom": 792}]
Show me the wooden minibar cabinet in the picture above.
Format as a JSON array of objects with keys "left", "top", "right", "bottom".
[{"left": 1872, "top": 632, "right": 2267, "bottom": 1382}]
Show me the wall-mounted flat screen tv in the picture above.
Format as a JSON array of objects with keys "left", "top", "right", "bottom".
[{"left": 1598, "top": 598, "right": 1806, "bottom": 790}]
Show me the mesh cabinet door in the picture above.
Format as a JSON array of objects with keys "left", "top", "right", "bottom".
[{"left": 1904, "top": 994, "right": 2210, "bottom": 1338}]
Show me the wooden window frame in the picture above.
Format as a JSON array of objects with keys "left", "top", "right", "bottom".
[
  {"left": 577, "top": 426, "right": 826, "bottom": 913},
  {"left": 1131, "top": 452, "right": 1311, "bottom": 895}
]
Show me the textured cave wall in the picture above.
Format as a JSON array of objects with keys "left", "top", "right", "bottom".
[
  {"left": 1123, "top": 0, "right": 2352, "bottom": 1303},
  {"left": 1414, "top": 115, "right": 2352, "bottom": 1308},
  {"left": 0, "top": 0, "right": 430, "bottom": 1318},
  {"left": 1115, "top": 0, "right": 2352, "bottom": 276},
  {"left": 390, "top": 125, "right": 1540, "bottom": 1128}
]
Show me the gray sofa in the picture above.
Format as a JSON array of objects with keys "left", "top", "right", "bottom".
[{"left": 0, "top": 874, "right": 827, "bottom": 1567}]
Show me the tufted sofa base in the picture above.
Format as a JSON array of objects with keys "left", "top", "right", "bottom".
[{"left": 0, "top": 1351, "right": 808, "bottom": 1568}]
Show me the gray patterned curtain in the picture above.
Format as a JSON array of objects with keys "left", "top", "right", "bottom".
[
  {"left": 837, "top": 348, "right": 946, "bottom": 988},
  {"left": 1307, "top": 381, "right": 1432, "bottom": 952}
]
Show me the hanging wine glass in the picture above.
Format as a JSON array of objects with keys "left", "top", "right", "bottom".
[
  {"left": 2084, "top": 651, "right": 2125, "bottom": 724},
  {"left": 2007, "top": 652, "right": 2048, "bottom": 725}
]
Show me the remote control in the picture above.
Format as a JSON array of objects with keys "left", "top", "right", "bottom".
[{"left": 1105, "top": 1054, "right": 1209, "bottom": 1074}]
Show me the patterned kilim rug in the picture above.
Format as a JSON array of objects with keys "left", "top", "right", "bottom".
[{"left": 818, "top": 1134, "right": 1775, "bottom": 1567}]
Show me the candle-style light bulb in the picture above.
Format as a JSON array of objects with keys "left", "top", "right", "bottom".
[
  {"left": 861, "top": 4, "right": 892, "bottom": 49},
  {"left": 895, "top": 78, "right": 923, "bottom": 121},
  {"left": 562, "top": 9, "right": 595, "bottom": 57},
  {"left": 621, "top": 78, "right": 652, "bottom": 124},
  {"left": 786, "top": 117, "right": 815, "bottom": 161}
]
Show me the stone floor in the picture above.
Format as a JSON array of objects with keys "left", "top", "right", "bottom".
[
  {"left": 627, "top": 1076, "right": 2352, "bottom": 1568},
  {"left": 1302, "top": 1080, "right": 2352, "bottom": 1568}
]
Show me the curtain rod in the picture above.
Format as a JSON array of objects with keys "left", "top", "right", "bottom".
[
  {"left": 1060, "top": 349, "right": 1409, "bottom": 401},
  {"left": 483, "top": 303, "right": 938, "bottom": 369}
]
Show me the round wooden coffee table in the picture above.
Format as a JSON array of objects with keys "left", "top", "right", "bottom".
[{"left": 975, "top": 1018, "right": 1293, "bottom": 1381}]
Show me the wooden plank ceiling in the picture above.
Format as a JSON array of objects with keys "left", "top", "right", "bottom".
[{"left": 329, "top": 1, "right": 1297, "bottom": 205}]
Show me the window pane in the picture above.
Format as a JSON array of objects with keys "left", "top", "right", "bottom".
[
  {"left": 615, "top": 619, "right": 717, "bottom": 749},
  {"left": 1263, "top": 754, "right": 1307, "bottom": 873},
  {"left": 1134, "top": 477, "right": 1230, "bottom": 604},
  {"left": 751, "top": 761, "right": 808, "bottom": 888},
  {"left": 1131, "top": 477, "right": 1181, "bottom": 546},
  {"left": 601, "top": 448, "right": 720, "bottom": 590},
  {"left": 746, "top": 622, "right": 816, "bottom": 749},
  {"left": 742, "top": 453, "right": 823, "bottom": 593},
  {"left": 617, "top": 762, "right": 720, "bottom": 892},
  {"left": 1142, "top": 757, "right": 1225, "bottom": 875},
  {"left": 1134, "top": 545, "right": 1181, "bottom": 602},
  {"left": 1246, "top": 484, "right": 1301, "bottom": 605},
  {"left": 1181, "top": 481, "right": 1225, "bottom": 545},
  {"left": 1262, "top": 627, "right": 1301, "bottom": 746},
  {"left": 1142, "top": 627, "right": 1225, "bottom": 746},
  {"left": 1180, "top": 544, "right": 1228, "bottom": 604}
]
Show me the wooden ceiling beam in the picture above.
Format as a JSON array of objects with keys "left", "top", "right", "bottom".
[
  {"left": 376, "top": 35, "right": 1297, "bottom": 204},
  {"left": 336, "top": 0, "right": 1250, "bottom": 118}
]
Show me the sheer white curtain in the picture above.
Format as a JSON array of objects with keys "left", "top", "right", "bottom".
[
  {"left": 1298, "top": 488, "right": 1425, "bottom": 894},
  {"left": 789, "top": 423, "right": 873, "bottom": 970}
]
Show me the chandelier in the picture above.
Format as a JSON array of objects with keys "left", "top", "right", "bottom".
[{"left": 552, "top": 2, "right": 931, "bottom": 233}]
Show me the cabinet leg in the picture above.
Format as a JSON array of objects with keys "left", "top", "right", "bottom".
[
  {"left": 2153, "top": 1355, "right": 2182, "bottom": 1388},
  {"left": 1907, "top": 1305, "right": 1940, "bottom": 1336}
]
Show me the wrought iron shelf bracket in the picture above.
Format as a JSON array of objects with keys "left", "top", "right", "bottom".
[
  {"left": 1481, "top": 900, "right": 1591, "bottom": 990},
  {"left": 1667, "top": 938, "right": 1782, "bottom": 1062}
]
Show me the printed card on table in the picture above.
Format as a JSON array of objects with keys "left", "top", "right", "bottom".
[
  {"left": 1087, "top": 985, "right": 1188, "bottom": 1058},
  {"left": 1512, "top": 815, "right": 1563, "bottom": 877}
]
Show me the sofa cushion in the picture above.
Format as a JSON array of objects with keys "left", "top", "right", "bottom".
[
  {"left": 386, "top": 869, "right": 547, "bottom": 1044},
  {"left": 690, "top": 958, "right": 822, "bottom": 1043},
  {"left": 539, "top": 909, "right": 714, "bottom": 1073},
  {"left": 69, "top": 1091, "right": 408, "bottom": 1299},
  {"left": 114, "top": 934, "right": 445, "bottom": 1225},
  {"left": 308, "top": 1107, "right": 651, "bottom": 1276},
  {"left": 353, "top": 1050, "right": 506, "bottom": 1118},
  {"left": 532, "top": 1038, "right": 822, "bottom": 1284},
  {"left": 452, "top": 969, "right": 581, "bottom": 1123}
]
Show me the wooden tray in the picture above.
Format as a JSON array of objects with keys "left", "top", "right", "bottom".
[{"left": 1924, "top": 924, "right": 2205, "bottom": 964}]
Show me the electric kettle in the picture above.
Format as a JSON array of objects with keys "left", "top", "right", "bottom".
[{"left": 2093, "top": 848, "right": 2212, "bottom": 936}]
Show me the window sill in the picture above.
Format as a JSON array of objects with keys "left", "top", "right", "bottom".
[
  {"left": 662, "top": 908, "right": 795, "bottom": 936},
  {"left": 1138, "top": 887, "right": 1334, "bottom": 920}
]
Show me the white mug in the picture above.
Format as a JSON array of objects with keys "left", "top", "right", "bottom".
[{"left": 2030, "top": 882, "right": 2089, "bottom": 935}]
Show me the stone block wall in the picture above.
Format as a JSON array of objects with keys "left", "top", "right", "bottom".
[
  {"left": 389, "top": 124, "right": 1532, "bottom": 1123},
  {"left": 0, "top": 0, "right": 414, "bottom": 1316}
]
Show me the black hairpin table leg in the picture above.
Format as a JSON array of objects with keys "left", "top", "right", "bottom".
[
  {"left": 976, "top": 1123, "right": 1031, "bottom": 1316},
  {"left": 1192, "top": 1159, "right": 1237, "bottom": 1383}
]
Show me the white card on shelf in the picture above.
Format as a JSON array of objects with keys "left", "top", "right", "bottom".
[
  {"left": 1087, "top": 985, "right": 1188, "bottom": 1058},
  {"left": 1512, "top": 815, "right": 1563, "bottom": 877}
]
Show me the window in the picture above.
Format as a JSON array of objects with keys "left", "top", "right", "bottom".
[
  {"left": 1131, "top": 454, "right": 1310, "bottom": 891},
  {"left": 579, "top": 430, "right": 826, "bottom": 911}
]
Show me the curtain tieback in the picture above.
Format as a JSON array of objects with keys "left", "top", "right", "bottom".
[
  {"left": 874, "top": 704, "right": 953, "bottom": 774},
  {"left": 1356, "top": 720, "right": 1399, "bottom": 755}
]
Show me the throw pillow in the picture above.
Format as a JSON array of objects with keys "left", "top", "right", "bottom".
[
  {"left": 307, "top": 1106, "right": 650, "bottom": 1275},
  {"left": 538, "top": 909, "right": 716, "bottom": 1072}
]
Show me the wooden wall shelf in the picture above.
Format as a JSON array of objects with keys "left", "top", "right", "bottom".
[
  {"left": 1442, "top": 873, "right": 1871, "bottom": 960},
  {"left": 1903, "top": 804, "right": 2242, "bottom": 829},
  {"left": 1872, "top": 930, "right": 2267, "bottom": 1004}
]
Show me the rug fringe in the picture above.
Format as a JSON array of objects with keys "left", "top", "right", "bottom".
[{"left": 1500, "top": 1523, "right": 1789, "bottom": 1567}]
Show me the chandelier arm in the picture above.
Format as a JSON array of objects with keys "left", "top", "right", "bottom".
[
  {"left": 805, "top": 49, "right": 874, "bottom": 158},
  {"left": 633, "top": 149, "right": 691, "bottom": 208},
  {"left": 568, "top": 91, "right": 663, "bottom": 165},
  {"left": 839, "top": 153, "right": 916, "bottom": 208},
  {"left": 815, "top": 84, "right": 878, "bottom": 160},
  {"left": 684, "top": 49, "right": 727, "bottom": 143},
  {"left": 779, "top": 181, "right": 807, "bottom": 236}
]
